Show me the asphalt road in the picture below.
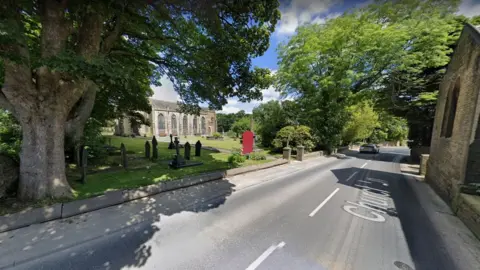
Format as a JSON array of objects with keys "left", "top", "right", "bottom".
[{"left": 8, "top": 148, "right": 473, "bottom": 270}]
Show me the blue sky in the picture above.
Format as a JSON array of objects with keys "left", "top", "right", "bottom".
[{"left": 153, "top": 0, "right": 480, "bottom": 114}]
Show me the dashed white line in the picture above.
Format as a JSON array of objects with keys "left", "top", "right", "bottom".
[
  {"left": 246, "top": 242, "right": 286, "bottom": 270},
  {"left": 345, "top": 171, "right": 358, "bottom": 182},
  {"left": 309, "top": 188, "right": 340, "bottom": 217},
  {"left": 360, "top": 162, "right": 369, "bottom": 168}
]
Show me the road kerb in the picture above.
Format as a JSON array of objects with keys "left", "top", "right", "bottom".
[{"left": 0, "top": 159, "right": 290, "bottom": 233}]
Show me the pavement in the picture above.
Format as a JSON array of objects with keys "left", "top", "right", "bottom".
[{"left": 1, "top": 148, "right": 480, "bottom": 270}]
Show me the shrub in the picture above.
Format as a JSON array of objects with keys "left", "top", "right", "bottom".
[
  {"left": 249, "top": 152, "right": 266, "bottom": 160},
  {"left": 227, "top": 148, "right": 246, "bottom": 164},
  {"left": 83, "top": 118, "right": 108, "bottom": 161},
  {"left": 226, "top": 130, "right": 236, "bottom": 138},
  {"left": 272, "top": 125, "right": 315, "bottom": 151},
  {"left": 212, "top": 132, "right": 222, "bottom": 138},
  {"left": 0, "top": 110, "right": 21, "bottom": 161}
]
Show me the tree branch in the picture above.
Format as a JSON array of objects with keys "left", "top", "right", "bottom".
[
  {"left": 65, "top": 82, "right": 98, "bottom": 137},
  {"left": 76, "top": 8, "right": 103, "bottom": 60},
  {"left": 40, "top": 0, "right": 72, "bottom": 58},
  {"left": 101, "top": 15, "right": 123, "bottom": 54}
]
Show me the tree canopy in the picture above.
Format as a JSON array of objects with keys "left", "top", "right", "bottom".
[
  {"left": 277, "top": 0, "right": 479, "bottom": 148},
  {"left": 0, "top": 0, "right": 280, "bottom": 200},
  {"left": 231, "top": 117, "right": 252, "bottom": 137},
  {"left": 342, "top": 101, "right": 379, "bottom": 144}
]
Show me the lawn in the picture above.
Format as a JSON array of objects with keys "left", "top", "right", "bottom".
[
  {"left": 183, "top": 135, "right": 245, "bottom": 151},
  {"left": 68, "top": 136, "right": 270, "bottom": 199}
]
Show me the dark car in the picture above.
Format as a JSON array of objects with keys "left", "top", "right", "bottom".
[{"left": 359, "top": 144, "right": 379, "bottom": 154}]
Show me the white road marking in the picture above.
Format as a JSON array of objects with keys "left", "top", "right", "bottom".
[
  {"left": 345, "top": 171, "right": 358, "bottom": 182},
  {"left": 246, "top": 242, "right": 286, "bottom": 270},
  {"left": 309, "top": 188, "right": 340, "bottom": 217},
  {"left": 360, "top": 162, "right": 369, "bottom": 168},
  {"left": 346, "top": 200, "right": 387, "bottom": 214},
  {"left": 343, "top": 205, "right": 386, "bottom": 222}
]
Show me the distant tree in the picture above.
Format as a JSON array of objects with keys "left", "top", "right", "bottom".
[
  {"left": 272, "top": 125, "right": 315, "bottom": 151},
  {"left": 277, "top": 0, "right": 476, "bottom": 149},
  {"left": 342, "top": 101, "right": 379, "bottom": 144},
  {"left": 253, "top": 101, "right": 288, "bottom": 147},
  {"left": 376, "top": 112, "right": 409, "bottom": 143},
  {"left": 217, "top": 113, "right": 238, "bottom": 133},
  {"left": 231, "top": 117, "right": 251, "bottom": 137}
]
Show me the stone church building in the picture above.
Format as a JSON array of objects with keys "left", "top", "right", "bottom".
[
  {"left": 115, "top": 98, "right": 217, "bottom": 137},
  {"left": 426, "top": 24, "right": 480, "bottom": 202}
]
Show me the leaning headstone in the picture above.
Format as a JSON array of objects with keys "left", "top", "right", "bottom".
[
  {"left": 152, "top": 136, "right": 158, "bottom": 160},
  {"left": 120, "top": 143, "right": 127, "bottom": 169},
  {"left": 184, "top": 142, "right": 191, "bottom": 160},
  {"left": 145, "top": 141, "right": 151, "bottom": 159},
  {"left": 195, "top": 140, "right": 202, "bottom": 156},
  {"left": 81, "top": 147, "right": 88, "bottom": 183},
  {"left": 168, "top": 134, "right": 175, "bottom": 149}
]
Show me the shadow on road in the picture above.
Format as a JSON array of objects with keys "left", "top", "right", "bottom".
[
  {"left": 3, "top": 179, "right": 236, "bottom": 270},
  {"left": 331, "top": 166, "right": 457, "bottom": 270},
  {"left": 339, "top": 148, "right": 409, "bottom": 164}
]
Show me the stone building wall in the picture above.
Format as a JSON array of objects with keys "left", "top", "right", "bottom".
[
  {"left": 426, "top": 24, "right": 480, "bottom": 203},
  {"left": 116, "top": 99, "right": 217, "bottom": 137}
]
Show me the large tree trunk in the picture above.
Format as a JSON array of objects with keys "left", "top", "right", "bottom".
[{"left": 17, "top": 110, "right": 73, "bottom": 201}]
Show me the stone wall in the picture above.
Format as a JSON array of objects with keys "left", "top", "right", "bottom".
[
  {"left": 426, "top": 24, "right": 480, "bottom": 203},
  {"left": 410, "top": 146, "right": 430, "bottom": 164}
]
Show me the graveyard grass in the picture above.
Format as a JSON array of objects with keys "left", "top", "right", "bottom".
[
  {"left": 68, "top": 136, "right": 270, "bottom": 199},
  {"left": 183, "top": 135, "right": 244, "bottom": 151}
]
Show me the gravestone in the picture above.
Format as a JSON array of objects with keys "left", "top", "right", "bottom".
[
  {"left": 120, "top": 143, "right": 127, "bottom": 169},
  {"left": 184, "top": 142, "right": 191, "bottom": 160},
  {"left": 152, "top": 136, "right": 158, "bottom": 160},
  {"left": 145, "top": 141, "right": 151, "bottom": 159},
  {"left": 195, "top": 140, "right": 202, "bottom": 156},
  {"left": 168, "top": 134, "right": 175, "bottom": 149},
  {"left": 242, "top": 130, "right": 254, "bottom": 155},
  {"left": 169, "top": 137, "right": 186, "bottom": 168},
  {"left": 81, "top": 147, "right": 88, "bottom": 183}
]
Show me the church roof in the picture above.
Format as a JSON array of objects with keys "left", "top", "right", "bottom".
[
  {"left": 150, "top": 99, "right": 179, "bottom": 110},
  {"left": 149, "top": 98, "right": 211, "bottom": 112}
]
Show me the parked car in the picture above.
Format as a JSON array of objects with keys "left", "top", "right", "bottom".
[{"left": 359, "top": 144, "right": 380, "bottom": 154}]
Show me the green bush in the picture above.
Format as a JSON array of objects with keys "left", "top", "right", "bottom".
[
  {"left": 227, "top": 148, "right": 246, "bottom": 164},
  {"left": 212, "top": 132, "right": 222, "bottom": 138},
  {"left": 272, "top": 125, "right": 315, "bottom": 151},
  {"left": 83, "top": 118, "right": 108, "bottom": 161},
  {"left": 0, "top": 110, "right": 21, "bottom": 161},
  {"left": 249, "top": 151, "right": 266, "bottom": 160},
  {"left": 226, "top": 130, "right": 236, "bottom": 138}
]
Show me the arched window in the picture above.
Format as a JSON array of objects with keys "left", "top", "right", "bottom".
[
  {"left": 193, "top": 116, "right": 198, "bottom": 134},
  {"left": 171, "top": 114, "right": 177, "bottom": 135},
  {"left": 183, "top": 115, "right": 188, "bottom": 135},
  {"left": 201, "top": 116, "right": 206, "bottom": 134},
  {"left": 441, "top": 78, "right": 460, "bottom": 138},
  {"left": 158, "top": 113, "right": 165, "bottom": 135}
]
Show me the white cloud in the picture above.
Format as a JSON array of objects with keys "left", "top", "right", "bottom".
[
  {"left": 277, "top": 0, "right": 339, "bottom": 35},
  {"left": 217, "top": 85, "right": 283, "bottom": 114},
  {"left": 312, "top": 12, "right": 342, "bottom": 25},
  {"left": 151, "top": 76, "right": 179, "bottom": 102},
  {"left": 458, "top": 0, "right": 480, "bottom": 17}
]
